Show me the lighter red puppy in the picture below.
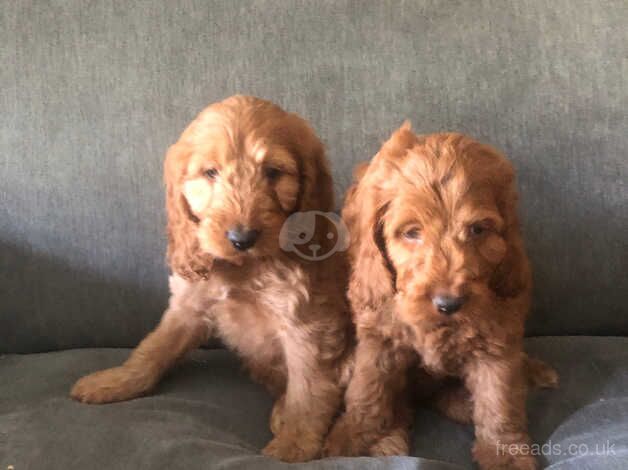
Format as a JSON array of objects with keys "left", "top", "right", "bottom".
[{"left": 71, "top": 96, "right": 352, "bottom": 462}]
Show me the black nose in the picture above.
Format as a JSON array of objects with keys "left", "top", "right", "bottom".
[
  {"left": 226, "top": 227, "right": 260, "bottom": 251},
  {"left": 432, "top": 295, "right": 464, "bottom": 315}
]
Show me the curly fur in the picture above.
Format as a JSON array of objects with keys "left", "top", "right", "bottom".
[
  {"left": 70, "top": 96, "right": 352, "bottom": 462},
  {"left": 324, "top": 124, "right": 557, "bottom": 469}
]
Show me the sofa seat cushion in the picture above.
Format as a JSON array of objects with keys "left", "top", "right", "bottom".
[{"left": 1, "top": 337, "right": 627, "bottom": 469}]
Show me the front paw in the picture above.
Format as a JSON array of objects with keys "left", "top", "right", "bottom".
[
  {"left": 70, "top": 366, "right": 154, "bottom": 404},
  {"left": 369, "top": 427, "right": 409, "bottom": 456},
  {"left": 322, "top": 417, "right": 365, "bottom": 457},
  {"left": 473, "top": 439, "right": 538, "bottom": 470},
  {"left": 262, "top": 432, "right": 321, "bottom": 463},
  {"left": 269, "top": 396, "right": 285, "bottom": 436}
]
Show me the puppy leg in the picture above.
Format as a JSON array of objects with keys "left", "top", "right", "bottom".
[
  {"left": 323, "top": 336, "right": 413, "bottom": 457},
  {"left": 432, "top": 355, "right": 557, "bottom": 427},
  {"left": 432, "top": 382, "right": 473, "bottom": 424},
  {"left": 366, "top": 392, "right": 414, "bottom": 457},
  {"left": 71, "top": 308, "right": 210, "bottom": 403},
  {"left": 467, "top": 354, "right": 537, "bottom": 470},
  {"left": 262, "top": 336, "right": 342, "bottom": 463}
]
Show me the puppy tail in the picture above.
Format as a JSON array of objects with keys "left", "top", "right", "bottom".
[{"left": 525, "top": 354, "right": 559, "bottom": 389}]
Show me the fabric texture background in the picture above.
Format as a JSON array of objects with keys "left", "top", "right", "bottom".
[
  {"left": 2, "top": 337, "right": 628, "bottom": 470},
  {"left": 1, "top": 0, "right": 626, "bottom": 352},
  {"left": 1, "top": 3, "right": 627, "bottom": 469}
]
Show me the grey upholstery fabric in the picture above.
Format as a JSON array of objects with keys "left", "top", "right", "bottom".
[
  {"left": 2, "top": 3, "right": 627, "bottom": 470},
  {"left": 1, "top": 1, "right": 627, "bottom": 353},
  {"left": 1, "top": 337, "right": 627, "bottom": 470}
]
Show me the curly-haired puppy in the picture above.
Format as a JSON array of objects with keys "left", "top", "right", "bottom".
[
  {"left": 324, "top": 124, "right": 557, "bottom": 469},
  {"left": 71, "top": 95, "right": 352, "bottom": 462}
]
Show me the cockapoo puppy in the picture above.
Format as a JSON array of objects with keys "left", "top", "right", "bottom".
[
  {"left": 71, "top": 95, "right": 352, "bottom": 462},
  {"left": 324, "top": 124, "right": 557, "bottom": 470}
]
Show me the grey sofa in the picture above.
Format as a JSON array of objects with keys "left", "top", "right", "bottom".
[{"left": 1, "top": 1, "right": 627, "bottom": 469}]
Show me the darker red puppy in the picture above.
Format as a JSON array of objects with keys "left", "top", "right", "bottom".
[{"left": 325, "top": 124, "right": 557, "bottom": 470}]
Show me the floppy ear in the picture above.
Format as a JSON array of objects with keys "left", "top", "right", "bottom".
[
  {"left": 164, "top": 142, "right": 213, "bottom": 280},
  {"left": 491, "top": 233, "right": 530, "bottom": 298},
  {"left": 344, "top": 122, "right": 423, "bottom": 311},
  {"left": 489, "top": 159, "right": 531, "bottom": 298},
  {"left": 287, "top": 115, "right": 335, "bottom": 213},
  {"left": 342, "top": 165, "right": 395, "bottom": 314}
]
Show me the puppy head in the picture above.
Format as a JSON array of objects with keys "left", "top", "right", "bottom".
[
  {"left": 345, "top": 124, "right": 530, "bottom": 324},
  {"left": 164, "top": 95, "right": 333, "bottom": 280}
]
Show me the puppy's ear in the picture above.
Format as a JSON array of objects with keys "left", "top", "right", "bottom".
[
  {"left": 344, "top": 173, "right": 396, "bottom": 312},
  {"left": 379, "top": 120, "right": 419, "bottom": 159},
  {"left": 300, "top": 144, "right": 334, "bottom": 212},
  {"left": 286, "top": 115, "right": 335, "bottom": 213},
  {"left": 164, "top": 142, "right": 213, "bottom": 280},
  {"left": 489, "top": 161, "right": 531, "bottom": 298},
  {"left": 344, "top": 123, "right": 424, "bottom": 309}
]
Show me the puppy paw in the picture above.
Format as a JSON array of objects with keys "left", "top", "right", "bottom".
[
  {"left": 70, "top": 366, "right": 154, "bottom": 404},
  {"left": 269, "top": 396, "right": 285, "bottom": 436},
  {"left": 473, "top": 439, "right": 538, "bottom": 470},
  {"left": 322, "top": 418, "right": 364, "bottom": 457},
  {"left": 369, "top": 427, "right": 409, "bottom": 456},
  {"left": 525, "top": 356, "right": 559, "bottom": 389},
  {"left": 262, "top": 433, "right": 320, "bottom": 462}
]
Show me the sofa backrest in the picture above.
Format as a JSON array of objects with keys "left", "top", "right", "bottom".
[{"left": 1, "top": 0, "right": 626, "bottom": 353}]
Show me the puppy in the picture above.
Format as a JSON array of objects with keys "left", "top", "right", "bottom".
[
  {"left": 70, "top": 95, "right": 352, "bottom": 462},
  {"left": 325, "top": 124, "right": 557, "bottom": 469}
]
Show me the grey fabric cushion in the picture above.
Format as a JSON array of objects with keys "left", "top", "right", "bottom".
[
  {"left": 1, "top": 1, "right": 627, "bottom": 353},
  {"left": 2, "top": 337, "right": 627, "bottom": 470}
]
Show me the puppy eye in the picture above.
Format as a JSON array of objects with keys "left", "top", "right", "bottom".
[
  {"left": 204, "top": 168, "right": 218, "bottom": 180},
  {"left": 468, "top": 222, "right": 487, "bottom": 237},
  {"left": 403, "top": 227, "right": 422, "bottom": 242},
  {"left": 264, "top": 167, "right": 282, "bottom": 181}
]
